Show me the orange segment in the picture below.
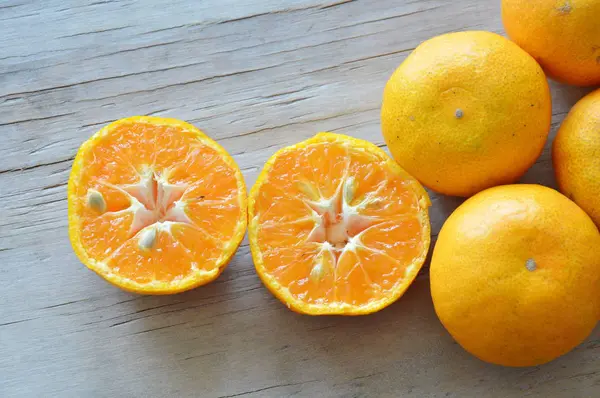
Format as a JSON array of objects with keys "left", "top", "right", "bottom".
[
  {"left": 103, "top": 227, "right": 195, "bottom": 283},
  {"left": 146, "top": 228, "right": 194, "bottom": 283},
  {"left": 255, "top": 183, "right": 313, "bottom": 225},
  {"left": 170, "top": 224, "right": 223, "bottom": 271},
  {"left": 104, "top": 234, "right": 155, "bottom": 284},
  {"left": 335, "top": 249, "right": 378, "bottom": 306},
  {"left": 264, "top": 141, "right": 350, "bottom": 200},
  {"left": 263, "top": 244, "right": 336, "bottom": 305},
  {"left": 359, "top": 219, "right": 423, "bottom": 264},
  {"left": 75, "top": 183, "right": 132, "bottom": 213},
  {"left": 179, "top": 170, "right": 238, "bottom": 202},
  {"left": 185, "top": 198, "right": 244, "bottom": 242},
  {"left": 296, "top": 141, "right": 349, "bottom": 198},
  {"left": 153, "top": 125, "right": 198, "bottom": 172},
  {"left": 248, "top": 133, "right": 431, "bottom": 315},
  {"left": 68, "top": 116, "right": 247, "bottom": 294},
  {"left": 257, "top": 219, "right": 315, "bottom": 252},
  {"left": 104, "top": 227, "right": 196, "bottom": 284},
  {"left": 75, "top": 120, "right": 157, "bottom": 192},
  {"left": 346, "top": 148, "right": 388, "bottom": 202},
  {"left": 353, "top": 247, "right": 407, "bottom": 293},
  {"left": 356, "top": 176, "right": 421, "bottom": 218},
  {"left": 80, "top": 211, "right": 134, "bottom": 260}
]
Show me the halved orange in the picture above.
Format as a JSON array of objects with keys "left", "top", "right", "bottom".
[
  {"left": 68, "top": 116, "right": 247, "bottom": 294},
  {"left": 248, "top": 133, "right": 431, "bottom": 315}
]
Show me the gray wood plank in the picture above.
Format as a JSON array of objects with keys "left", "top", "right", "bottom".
[{"left": 1, "top": 1, "right": 598, "bottom": 397}]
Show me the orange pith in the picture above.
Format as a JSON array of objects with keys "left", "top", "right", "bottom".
[
  {"left": 248, "top": 133, "right": 431, "bottom": 315},
  {"left": 68, "top": 116, "right": 247, "bottom": 294}
]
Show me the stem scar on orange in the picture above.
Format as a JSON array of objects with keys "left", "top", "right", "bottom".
[
  {"left": 68, "top": 116, "right": 247, "bottom": 294},
  {"left": 248, "top": 133, "right": 431, "bottom": 315}
]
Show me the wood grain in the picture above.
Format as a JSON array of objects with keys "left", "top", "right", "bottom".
[{"left": 1, "top": 0, "right": 598, "bottom": 397}]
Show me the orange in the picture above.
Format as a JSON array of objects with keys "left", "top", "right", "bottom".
[
  {"left": 553, "top": 88, "right": 600, "bottom": 227},
  {"left": 248, "top": 133, "right": 431, "bottom": 315},
  {"left": 431, "top": 184, "right": 600, "bottom": 367},
  {"left": 68, "top": 116, "right": 247, "bottom": 294},
  {"left": 381, "top": 31, "right": 551, "bottom": 197},
  {"left": 502, "top": 0, "right": 600, "bottom": 87}
]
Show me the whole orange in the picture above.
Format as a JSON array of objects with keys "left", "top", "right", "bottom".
[
  {"left": 553, "top": 88, "right": 600, "bottom": 227},
  {"left": 502, "top": 0, "right": 600, "bottom": 87},
  {"left": 431, "top": 184, "right": 600, "bottom": 367},
  {"left": 381, "top": 31, "right": 551, "bottom": 197}
]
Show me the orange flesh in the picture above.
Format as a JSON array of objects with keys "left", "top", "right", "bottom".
[
  {"left": 70, "top": 118, "right": 245, "bottom": 289},
  {"left": 251, "top": 136, "right": 429, "bottom": 309}
]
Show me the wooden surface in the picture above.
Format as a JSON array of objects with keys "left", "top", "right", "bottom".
[{"left": 1, "top": 1, "right": 598, "bottom": 397}]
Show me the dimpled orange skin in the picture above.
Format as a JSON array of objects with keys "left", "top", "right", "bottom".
[
  {"left": 553, "top": 89, "right": 600, "bottom": 228},
  {"left": 502, "top": 0, "right": 600, "bottom": 87},
  {"left": 381, "top": 31, "right": 551, "bottom": 197},
  {"left": 431, "top": 185, "right": 600, "bottom": 367}
]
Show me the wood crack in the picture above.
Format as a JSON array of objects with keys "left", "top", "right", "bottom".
[
  {"left": 326, "top": 6, "right": 441, "bottom": 31},
  {"left": 307, "top": 324, "right": 337, "bottom": 332},
  {"left": 350, "top": 371, "right": 385, "bottom": 381},
  {"left": 75, "top": 62, "right": 291, "bottom": 103},
  {"left": 183, "top": 350, "right": 226, "bottom": 361},
  {"left": 320, "top": 0, "right": 356, "bottom": 10},
  {"left": 42, "top": 182, "right": 68, "bottom": 191},
  {"left": 83, "top": 302, "right": 183, "bottom": 327},
  {"left": 0, "top": 11, "right": 40, "bottom": 22},
  {"left": 127, "top": 321, "right": 189, "bottom": 336},
  {"left": 0, "top": 317, "right": 38, "bottom": 327},
  {"left": 0, "top": 156, "right": 74, "bottom": 175},
  {"left": 0, "top": 112, "right": 77, "bottom": 127},
  {"left": 303, "top": 48, "right": 413, "bottom": 76},
  {"left": 0, "top": 4, "right": 24, "bottom": 10},
  {"left": 81, "top": 39, "right": 185, "bottom": 62},
  {"left": 0, "top": 47, "right": 78, "bottom": 61},
  {"left": 58, "top": 25, "right": 130, "bottom": 39},
  {"left": 206, "top": 305, "right": 259, "bottom": 320},
  {"left": 219, "top": 107, "right": 378, "bottom": 142},
  {"left": 40, "top": 299, "right": 89, "bottom": 310},
  {"left": 132, "top": 301, "right": 185, "bottom": 315},
  {"left": 80, "top": 119, "right": 120, "bottom": 129},
  {"left": 218, "top": 380, "right": 320, "bottom": 398},
  {"left": 217, "top": 11, "right": 275, "bottom": 25},
  {"left": 1, "top": 61, "right": 213, "bottom": 99},
  {"left": 215, "top": 1, "right": 343, "bottom": 25}
]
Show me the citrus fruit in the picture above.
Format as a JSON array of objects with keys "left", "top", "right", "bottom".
[
  {"left": 381, "top": 31, "right": 551, "bottom": 197},
  {"left": 248, "top": 133, "right": 431, "bottom": 315},
  {"left": 553, "top": 88, "right": 600, "bottom": 227},
  {"left": 502, "top": 0, "right": 600, "bottom": 87},
  {"left": 68, "top": 116, "right": 247, "bottom": 294},
  {"left": 431, "top": 184, "right": 600, "bottom": 367}
]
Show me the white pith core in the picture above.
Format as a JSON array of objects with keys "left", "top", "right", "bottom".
[
  {"left": 302, "top": 176, "right": 384, "bottom": 281},
  {"left": 87, "top": 165, "right": 196, "bottom": 250}
]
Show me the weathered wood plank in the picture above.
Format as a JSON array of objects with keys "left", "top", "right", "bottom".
[{"left": 1, "top": 0, "right": 598, "bottom": 397}]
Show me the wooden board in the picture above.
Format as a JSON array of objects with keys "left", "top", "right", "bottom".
[{"left": 1, "top": 0, "right": 598, "bottom": 396}]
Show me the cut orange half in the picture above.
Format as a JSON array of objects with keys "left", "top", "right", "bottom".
[
  {"left": 248, "top": 133, "right": 431, "bottom": 315},
  {"left": 68, "top": 116, "right": 247, "bottom": 294}
]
